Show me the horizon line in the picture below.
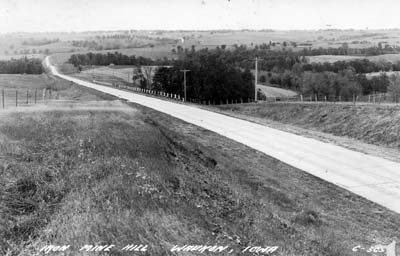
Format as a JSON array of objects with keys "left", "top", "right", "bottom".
[{"left": 3, "top": 27, "right": 400, "bottom": 35}]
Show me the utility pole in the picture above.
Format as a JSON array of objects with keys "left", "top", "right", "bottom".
[
  {"left": 254, "top": 57, "right": 263, "bottom": 103},
  {"left": 180, "top": 70, "right": 190, "bottom": 102}
]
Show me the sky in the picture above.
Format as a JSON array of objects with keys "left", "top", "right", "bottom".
[{"left": 0, "top": 0, "right": 400, "bottom": 33}]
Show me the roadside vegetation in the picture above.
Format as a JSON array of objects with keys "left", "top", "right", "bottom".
[
  {"left": 217, "top": 102, "right": 400, "bottom": 150},
  {"left": 2, "top": 97, "right": 400, "bottom": 256}
]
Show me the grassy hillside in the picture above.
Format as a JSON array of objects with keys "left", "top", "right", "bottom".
[
  {"left": 2, "top": 102, "right": 400, "bottom": 256},
  {"left": 217, "top": 102, "right": 400, "bottom": 150}
]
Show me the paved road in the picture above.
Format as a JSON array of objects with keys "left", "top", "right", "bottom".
[{"left": 46, "top": 57, "right": 400, "bottom": 213}]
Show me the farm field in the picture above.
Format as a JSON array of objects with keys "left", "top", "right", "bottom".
[
  {"left": 0, "top": 73, "right": 116, "bottom": 110},
  {"left": 161, "top": 29, "right": 400, "bottom": 50},
  {"left": 3, "top": 28, "right": 400, "bottom": 63},
  {"left": 308, "top": 53, "right": 400, "bottom": 63},
  {"left": 0, "top": 74, "right": 54, "bottom": 90}
]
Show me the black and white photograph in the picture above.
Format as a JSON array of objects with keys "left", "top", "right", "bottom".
[{"left": 1, "top": 0, "right": 400, "bottom": 255}]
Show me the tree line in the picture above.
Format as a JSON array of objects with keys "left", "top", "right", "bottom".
[
  {"left": 4, "top": 49, "right": 51, "bottom": 55},
  {"left": 0, "top": 57, "right": 44, "bottom": 74},
  {"left": 269, "top": 69, "right": 390, "bottom": 97},
  {"left": 68, "top": 46, "right": 399, "bottom": 102},
  {"left": 68, "top": 52, "right": 170, "bottom": 67},
  {"left": 152, "top": 49, "right": 253, "bottom": 102},
  {"left": 22, "top": 38, "right": 60, "bottom": 46}
]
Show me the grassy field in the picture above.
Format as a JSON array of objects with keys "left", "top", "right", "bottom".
[
  {"left": 257, "top": 84, "right": 298, "bottom": 98},
  {"left": 80, "top": 65, "right": 160, "bottom": 84},
  {"left": 0, "top": 74, "right": 54, "bottom": 90},
  {"left": 2, "top": 74, "right": 400, "bottom": 255},
  {"left": 0, "top": 74, "right": 114, "bottom": 108},
  {"left": 216, "top": 102, "right": 400, "bottom": 150},
  {"left": 308, "top": 53, "right": 400, "bottom": 63}
]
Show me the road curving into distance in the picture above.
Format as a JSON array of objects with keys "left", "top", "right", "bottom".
[{"left": 46, "top": 56, "right": 400, "bottom": 214}]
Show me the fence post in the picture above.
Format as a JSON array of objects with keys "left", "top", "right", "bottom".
[
  {"left": 2, "top": 89, "right": 4, "bottom": 108},
  {"left": 26, "top": 90, "right": 29, "bottom": 105},
  {"left": 34, "top": 89, "right": 37, "bottom": 104},
  {"left": 16, "top": 90, "right": 18, "bottom": 107},
  {"left": 300, "top": 94, "right": 303, "bottom": 102}
]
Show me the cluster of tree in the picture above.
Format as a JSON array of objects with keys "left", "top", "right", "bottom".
[
  {"left": 299, "top": 70, "right": 389, "bottom": 100},
  {"left": 0, "top": 57, "right": 44, "bottom": 74},
  {"left": 152, "top": 48, "right": 253, "bottom": 102},
  {"left": 94, "top": 34, "right": 178, "bottom": 44},
  {"left": 68, "top": 52, "right": 171, "bottom": 67},
  {"left": 169, "top": 44, "right": 400, "bottom": 74},
  {"left": 4, "top": 49, "right": 50, "bottom": 55},
  {"left": 268, "top": 68, "right": 391, "bottom": 99},
  {"left": 71, "top": 40, "right": 156, "bottom": 51},
  {"left": 22, "top": 38, "right": 60, "bottom": 46},
  {"left": 302, "top": 59, "right": 400, "bottom": 74}
]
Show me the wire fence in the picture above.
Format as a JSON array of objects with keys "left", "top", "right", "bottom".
[
  {"left": 112, "top": 83, "right": 400, "bottom": 106},
  {"left": 111, "top": 84, "right": 258, "bottom": 105},
  {"left": 5, "top": 80, "right": 395, "bottom": 110},
  {"left": 258, "top": 93, "right": 400, "bottom": 104},
  {"left": 0, "top": 88, "right": 56, "bottom": 109}
]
